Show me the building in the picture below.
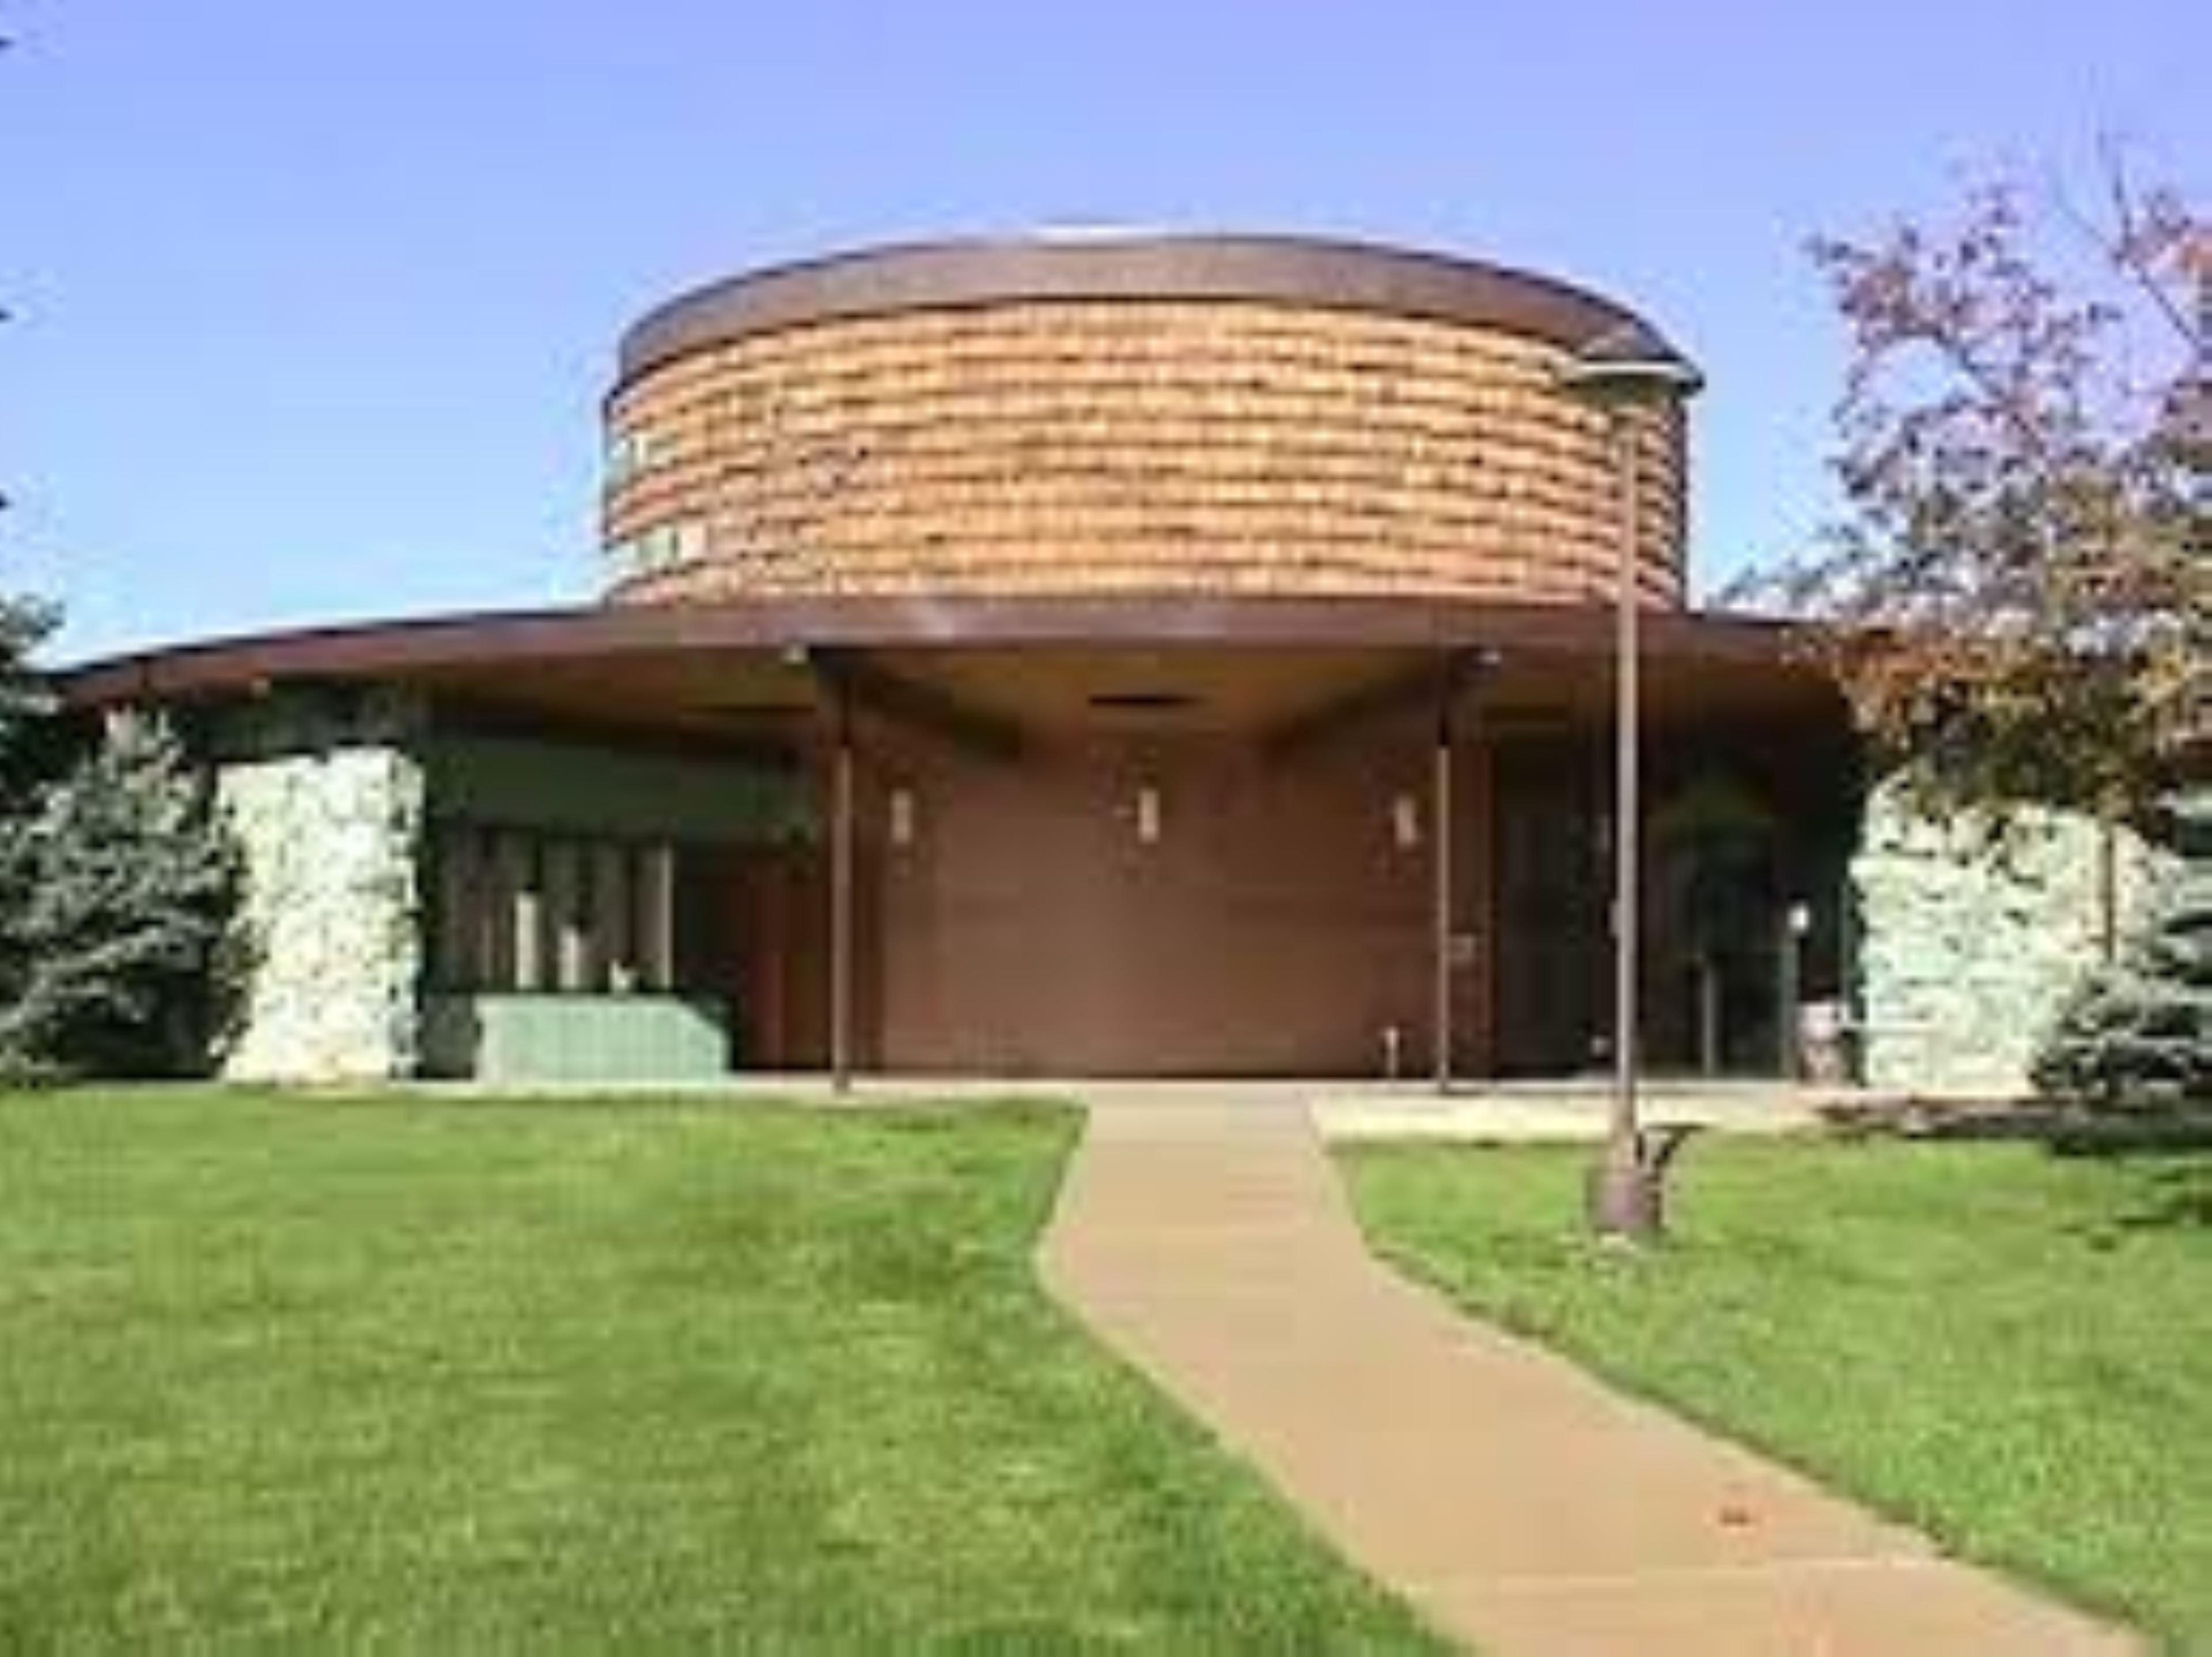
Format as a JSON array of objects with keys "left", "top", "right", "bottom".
[{"left": 60, "top": 233, "right": 2128, "bottom": 1090}]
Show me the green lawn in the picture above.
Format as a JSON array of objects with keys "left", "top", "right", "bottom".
[
  {"left": 0, "top": 1089, "right": 1440, "bottom": 1652},
  {"left": 1341, "top": 1133, "right": 2212, "bottom": 1654}
]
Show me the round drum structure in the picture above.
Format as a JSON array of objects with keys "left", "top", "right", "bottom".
[{"left": 601, "top": 234, "right": 1692, "bottom": 609}]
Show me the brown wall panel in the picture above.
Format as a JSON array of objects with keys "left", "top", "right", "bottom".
[{"left": 843, "top": 718, "right": 1493, "bottom": 1076}]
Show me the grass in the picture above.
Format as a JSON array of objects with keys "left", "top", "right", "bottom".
[
  {"left": 1340, "top": 1132, "right": 2212, "bottom": 1654},
  {"left": 0, "top": 1089, "right": 1441, "bottom": 1652}
]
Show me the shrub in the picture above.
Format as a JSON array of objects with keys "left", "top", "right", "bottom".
[{"left": 2034, "top": 795, "right": 2212, "bottom": 1104}]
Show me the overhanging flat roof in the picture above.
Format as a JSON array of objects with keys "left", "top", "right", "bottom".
[
  {"left": 56, "top": 596, "right": 1851, "bottom": 751},
  {"left": 60, "top": 595, "right": 1834, "bottom": 707}
]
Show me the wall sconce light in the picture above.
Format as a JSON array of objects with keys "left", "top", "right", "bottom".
[
  {"left": 1391, "top": 792, "right": 1422, "bottom": 850},
  {"left": 888, "top": 786, "right": 916, "bottom": 849},
  {"left": 1135, "top": 783, "right": 1162, "bottom": 845}
]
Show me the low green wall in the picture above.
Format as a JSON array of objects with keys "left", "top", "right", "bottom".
[{"left": 422, "top": 994, "right": 733, "bottom": 1083}]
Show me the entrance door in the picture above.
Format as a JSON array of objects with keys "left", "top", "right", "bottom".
[
  {"left": 726, "top": 843, "right": 832, "bottom": 1070},
  {"left": 1493, "top": 743, "right": 1605, "bottom": 1075}
]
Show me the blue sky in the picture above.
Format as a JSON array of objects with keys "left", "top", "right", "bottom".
[{"left": 4, "top": 1, "right": 2203, "bottom": 660}]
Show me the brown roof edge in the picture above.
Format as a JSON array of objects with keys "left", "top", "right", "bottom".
[
  {"left": 612, "top": 232, "right": 1692, "bottom": 391},
  {"left": 57, "top": 595, "right": 1835, "bottom": 710}
]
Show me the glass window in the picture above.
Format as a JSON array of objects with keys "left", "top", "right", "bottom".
[
  {"left": 544, "top": 841, "right": 588, "bottom": 992},
  {"left": 503, "top": 833, "right": 543, "bottom": 992},
  {"left": 638, "top": 843, "right": 676, "bottom": 993},
  {"left": 426, "top": 821, "right": 721, "bottom": 998},
  {"left": 433, "top": 826, "right": 480, "bottom": 988},
  {"left": 604, "top": 428, "right": 654, "bottom": 488},
  {"left": 597, "top": 843, "right": 637, "bottom": 992}
]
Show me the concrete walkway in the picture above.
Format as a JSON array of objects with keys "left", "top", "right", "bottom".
[{"left": 1039, "top": 1097, "right": 2137, "bottom": 1656}]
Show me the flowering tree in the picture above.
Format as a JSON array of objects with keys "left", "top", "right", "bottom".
[{"left": 1752, "top": 159, "right": 2206, "bottom": 823}]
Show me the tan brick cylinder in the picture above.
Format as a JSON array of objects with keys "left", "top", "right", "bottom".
[{"left": 601, "top": 239, "right": 1691, "bottom": 608}]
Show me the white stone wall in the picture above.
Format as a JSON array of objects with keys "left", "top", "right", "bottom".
[
  {"left": 1854, "top": 785, "right": 2163, "bottom": 1096},
  {"left": 215, "top": 699, "right": 425, "bottom": 1083}
]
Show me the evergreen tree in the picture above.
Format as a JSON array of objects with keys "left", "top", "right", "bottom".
[
  {"left": 2034, "top": 795, "right": 2212, "bottom": 1104},
  {"left": 0, "top": 591, "right": 58, "bottom": 789},
  {"left": 0, "top": 713, "right": 242, "bottom": 1078}
]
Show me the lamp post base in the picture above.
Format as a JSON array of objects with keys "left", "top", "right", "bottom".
[{"left": 1586, "top": 1137, "right": 1665, "bottom": 1243}]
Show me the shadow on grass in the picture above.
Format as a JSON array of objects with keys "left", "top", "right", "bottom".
[
  {"left": 286, "top": 1087, "right": 1077, "bottom": 1119},
  {"left": 2107, "top": 1163, "right": 2212, "bottom": 1232},
  {"left": 1820, "top": 1095, "right": 2212, "bottom": 1232},
  {"left": 2, "top": 1085, "right": 1082, "bottom": 1139},
  {"left": 1820, "top": 1095, "right": 2212, "bottom": 1154}
]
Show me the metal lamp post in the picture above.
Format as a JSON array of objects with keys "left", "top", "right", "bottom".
[{"left": 1556, "top": 322, "right": 1703, "bottom": 1243}]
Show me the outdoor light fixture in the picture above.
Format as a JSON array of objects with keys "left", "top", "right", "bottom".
[
  {"left": 1135, "top": 784, "right": 1162, "bottom": 845},
  {"left": 888, "top": 786, "right": 916, "bottom": 848},
  {"left": 1555, "top": 321, "right": 1703, "bottom": 1244},
  {"left": 1392, "top": 792, "right": 1422, "bottom": 850}
]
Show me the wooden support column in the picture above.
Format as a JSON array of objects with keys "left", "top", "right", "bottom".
[
  {"left": 828, "top": 681, "right": 855, "bottom": 1095},
  {"left": 1433, "top": 688, "right": 1455, "bottom": 1095},
  {"left": 1777, "top": 909, "right": 1802, "bottom": 1080}
]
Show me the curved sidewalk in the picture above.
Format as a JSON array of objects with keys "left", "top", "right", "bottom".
[{"left": 1038, "top": 1097, "right": 2136, "bottom": 1656}]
